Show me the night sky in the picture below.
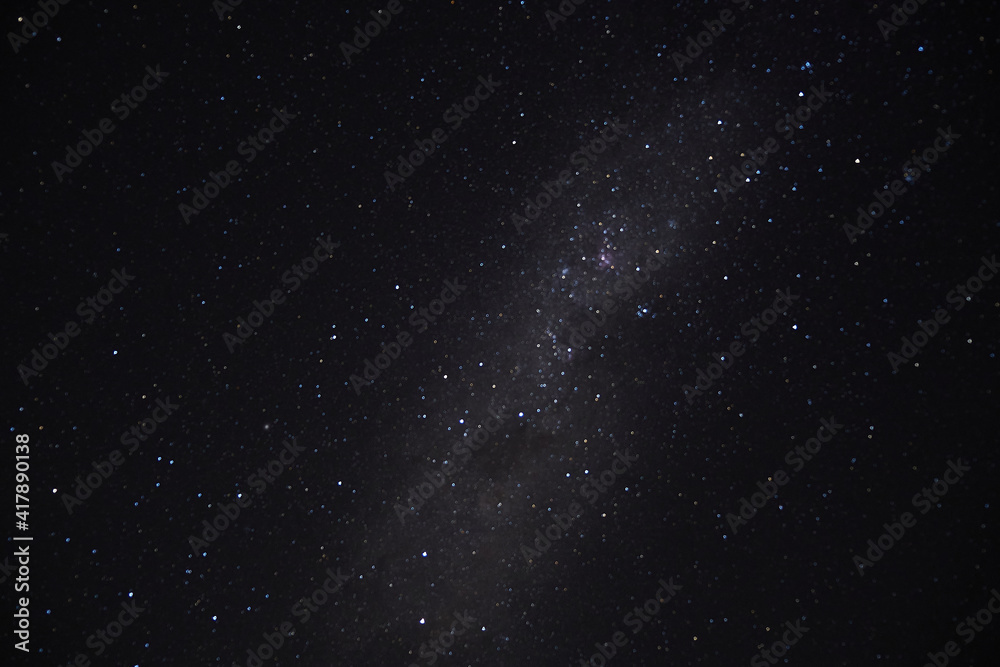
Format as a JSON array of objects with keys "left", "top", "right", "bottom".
[{"left": 4, "top": 1, "right": 1000, "bottom": 665}]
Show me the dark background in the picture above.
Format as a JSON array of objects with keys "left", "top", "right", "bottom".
[{"left": 3, "top": 0, "right": 998, "bottom": 665}]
